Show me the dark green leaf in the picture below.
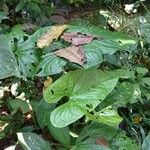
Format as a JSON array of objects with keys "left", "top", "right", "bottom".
[
  {"left": 17, "top": 132, "right": 51, "bottom": 150},
  {"left": 47, "top": 122, "right": 70, "bottom": 146},
  {"left": 37, "top": 53, "right": 67, "bottom": 77},
  {"left": 0, "top": 34, "right": 18, "bottom": 79}
]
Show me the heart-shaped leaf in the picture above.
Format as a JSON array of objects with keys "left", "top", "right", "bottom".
[{"left": 44, "top": 69, "right": 126, "bottom": 127}]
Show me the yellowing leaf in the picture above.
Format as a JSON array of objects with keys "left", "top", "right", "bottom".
[
  {"left": 44, "top": 77, "right": 53, "bottom": 90},
  {"left": 37, "top": 25, "right": 68, "bottom": 48},
  {"left": 132, "top": 115, "right": 142, "bottom": 124}
]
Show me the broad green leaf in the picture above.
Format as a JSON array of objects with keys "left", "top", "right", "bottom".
[
  {"left": 7, "top": 25, "right": 27, "bottom": 43},
  {"left": 32, "top": 99, "right": 55, "bottom": 128},
  {"left": 8, "top": 99, "right": 30, "bottom": 114},
  {"left": 68, "top": 25, "right": 137, "bottom": 47},
  {"left": 77, "top": 122, "right": 117, "bottom": 143},
  {"left": 83, "top": 48, "right": 103, "bottom": 68},
  {"left": 89, "top": 106, "right": 122, "bottom": 127},
  {"left": 71, "top": 144, "right": 111, "bottom": 150},
  {"left": 15, "top": 0, "right": 26, "bottom": 12},
  {"left": 100, "top": 82, "right": 140, "bottom": 110},
  {"left": 15, "top": 47, "right": 39, "bottom": 78},
  {"left": 142, "top": 78, "right": 150, "bottom": 86},
  {"left": 0, "top": 34, "right": 18, "bottom": 79},
  {"left": 37, "top": 53, "right": 67, "bottom": 77},
  {"left": 0, "top": 11, "right": 8, "bottom": 23},
  {"left": 111, "top": 133, "right": 140, "bottom": 150},
  {"left": 47, "top": 122, "right": 70, "bottom": 146},
  {"left": 17, "top": 132, "right": 51, "bottom": 150},
  {"left": 83, "top": 39, "right": 123, "bottom": 68},
  {"left": 83, "top": 39, "right": 122, "bottom": 55},
  {"left": 10, "top": 26, "right": 51, "bottom": 78},
  {"left": 142, "top": 134, "right": 150, "bottom": 150},
  {"left": 44, "top": 69, "right": 125, "bottom": 127}
]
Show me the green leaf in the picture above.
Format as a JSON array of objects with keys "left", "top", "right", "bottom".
[
  {"left": 84, "top": 39, "right": 121, "bottom": 55},
  {"left": 37, "top": 53, "right": 67, "bottom": 77},
  {"left": 0, "top": 11, "right": 8, "bottom": 23},
  {"left": 7, "top": 25, "right": 27, "bottom": 43},
  {"left": 0, "top": 34, "right": 18, "bottom": 79},
  {"left": 142, "top": 134, "right": 150, "bottom": 150},
  {"left": 83, "top": 48, "right": 103, "bottom": 68},
  {"left": 47, "top": 122, "right": 70, "bottom": 146},
  {"left": 68, "top": 25, "right": 137, "bottom": 47},
  {"left": 111, "top": 133, "right": 140, "bottom": 150},
  {"left": 100, "top": 82, "right": 140, "bottom": 109},
  {"left": 32, "top": 99, "right": 55, "bottom": 128},
  {"left": 71, "top": 144, "right": 111, "bottom": 150},
  {"left": 10, "top": 26, "right": 51, "bottom": 78},
  {"left": 89, "top": 106, "right": 122, "bottom": 127},
  {"left": 17, "top": 132, "right": 51, "bottom": 150},
  {"left": 83, "top": 39, "right": 123, "bottom": 68},
  {"left": 44, "top": 69, "right": 125, "bottom": 127},
  {"left": 15, "top": 0, "right": 26, "bottom": 12},
  {"left": 142, "top": 78, "right": 150, "bottom": 86},
  {"left": 8, "top": 99, "right": 30, "bottom": 114},
  {"left": 77, "top": 122, "right": 117, "bottom": 143}
]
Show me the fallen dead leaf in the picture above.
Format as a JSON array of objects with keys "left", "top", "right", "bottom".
[
  {"left": 37, "top": 25, "right": 68, "bottom": 48},
  {"left": 50, "top": 15, "right": 68, "bottom": 24},
  {"left": 96, "top": 138, "right": 109, "bottom": 147},
  {"left": 61, "top": 32, "right": 95, "bottom": 46},
  {"left": 54, "top": 45, "right": 86, "bottom": 66}
]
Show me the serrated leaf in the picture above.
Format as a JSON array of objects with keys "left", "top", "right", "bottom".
[
  {"left": 17, "top": 132, "right": 51, "bottom": 150},
  {"left": 37, "top": 53, "right": 67, "bottom": 77},
  {"left": 0, "top": 34, "right": 18, "bottom": 79},
  {"left": 37, "top": 25, "right": 68, "bottom": 48},
  {"left": 44, "top": 69, "right": 125, "bottom": 127}
]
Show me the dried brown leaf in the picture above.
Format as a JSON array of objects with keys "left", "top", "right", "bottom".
[
  {"left": 54, "top": 46, "right": 85, "bottom": 66},
  {"left": 37, "top": 25, "right": 68, "bottom": 48},
  {"left": 61, "top": 32, "right": 95, "bottom": 46}
]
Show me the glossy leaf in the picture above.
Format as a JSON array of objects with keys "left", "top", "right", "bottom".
[
  {"left": 44, "top": 69, "right": 125, "bottom": 127},
  {"left": 67, "top": 25, "right": 137, "bottom": 47},
  {"left": 111, "top": 133, "right": 140, "bottom": 150},
  {"left": 89, "top": 106, "right": 122, "bottom": 127},
  {"left": 47, "top": 122, "right": 70, "bottom": 146},
  {"left": 37, "top": 53, "right": 67, "bottom": 77},
  {"left": 77, "top": 122, "right": 117, "bottom": 143},
  {"left": 17, "top": 132, "right": 51, "bottom": 150},
  {"left": 142, "top": 134, "right": 150, "bottom": 150},
  {"left": 32, "top": 99, "right": 55, "bottom": 128},
  {"left": 0, "top": 34, "right": 18, "bottom": 79},
  {"left": 71, "top": 144, "right": 111, "bottom": 150}
]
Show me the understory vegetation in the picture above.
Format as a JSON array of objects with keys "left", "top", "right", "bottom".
[{"left": 0, "top": 0, "right": 150, "bottom": 149}]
